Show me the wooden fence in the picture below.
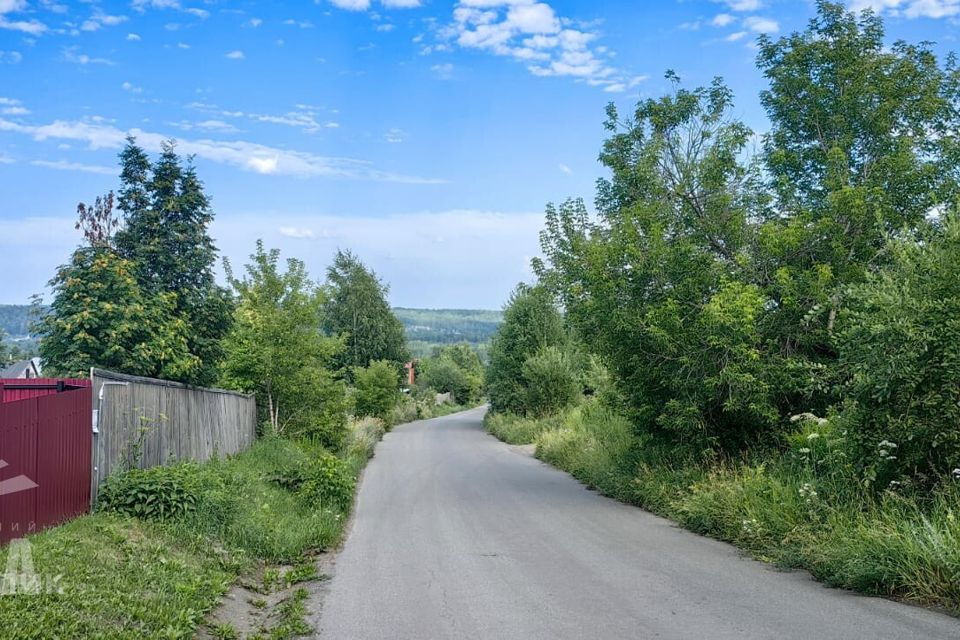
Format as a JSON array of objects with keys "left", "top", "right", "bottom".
[{"left": 91, "top": 368, "right": 256, "bottom": 501}]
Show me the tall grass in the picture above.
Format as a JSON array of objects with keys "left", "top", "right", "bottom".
[
  {"left": 0, "top": 417, "right": 385, "bottom": 638},
  {"left": 489, "top": 400, "right": 960, "bottom": 613}
]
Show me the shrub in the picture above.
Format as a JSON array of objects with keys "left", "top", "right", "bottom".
[
  {"left": 522, "top": 346, "right": 581, "bottom": 416},
  {"left": 353, "top": 360, "right": 400, "bottom": 420},
  {"left": 298, "top": 451, "right": 355, "bottom": 510},
  {"left": 98, "top": 463, "right": 206, "bottom": 520},
  {"left": 837, "top": 213, "right": 960, "bottom": 484}
]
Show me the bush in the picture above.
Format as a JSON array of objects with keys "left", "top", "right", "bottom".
[
  {"left": 98, "top": 463, "right": 207, "bottom": 520},
  {"left": 837, "top": 213, "right": 960, "bottom": 484},
  {"left": 298, "top": 451, "right": 355, "bottom": 510},
  {"left": 353, "top": 360, "right": 400, "bottom": 420},
  {"left": 522, "top": 346, "right": 581, "bottom": 416}
]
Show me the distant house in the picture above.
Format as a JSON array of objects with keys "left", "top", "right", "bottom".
[{"left": 1, "top": 358, "right": 41, "bottom": 379}]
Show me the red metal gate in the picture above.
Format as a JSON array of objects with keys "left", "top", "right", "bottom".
[{"left": 0, "top": 379, "right": 92, "bottom": 543}]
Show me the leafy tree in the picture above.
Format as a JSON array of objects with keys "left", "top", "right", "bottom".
[
  {"left": 419, "top": 343, "right": 484, "bottom": 404},
  {"left": 323, "top": 250, "right": 408, "bottom": 371},
  {"left": 535, "top": 77, "right": 776, "bottom": 449},
  {"left": 754, "top": 1, "right": 960, "bottom": 413},
  {"left": 115, "top": 137, "right": 233, "bottom": 386},
  {"left": 352, "top": 360, "right": 400, "bottom": 421},
  {"left": 837, "top": 211, "right": 960, "bottom": 484},
  {"left": 220, "top": 241, "right": 347, "bottom": 447},
  {"left": 485, "top": 284, "right": 567, "bottom": 415},
  {"left": 521, "top": 346, "right": 580, "bottom": 417},
  {"left": 36, "top": 247, "right": 198, "bottom": 380}
]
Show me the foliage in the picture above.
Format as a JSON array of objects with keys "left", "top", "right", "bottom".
[
  {"left": 97, "top": 462, "right": 206, "bottom": 520},
  {"left": 352, "top": 359, "right": 400, "bottom": 421},
  {"left": 836, "top": 213, "right": 960, "bottom": 484},
  {"left": 0, "top": 421, "right": 386, "bottom": 638},
  {"left": 115, "top": 137, "right": 234, "bottom": 386},
  {"left": 418, "top": 342, "right": 484, "bottom": 404},
  {"left": 36, "top": 246, "right": 199, "bottom": 379},
  {"left": 486, "top": 284, "right": 567, "bottom": 415},
  {"left": 323, "top": 250, "right": 409, "bottom": 371},
  {"left": 220, "top": 241, "right": 348, "bottom": 447},
  {"left": 753, "top": 1, "right": 960, "bottom": 415},
  {"left": 535, "top": 74, "right": 774, "bottom": 450},
  {"left": 521, "top": 346, "right": 581, "bottom": 417},
  {"left": 298, "top": 451, "right": 355, "bottom": 511}
]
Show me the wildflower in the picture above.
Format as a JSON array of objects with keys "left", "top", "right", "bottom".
[
  {"left": 952, "top": 468, "right": 960, "bottom": 480},
  {"left": 806, "top": 433, "right": 821, "bottom": 441},
  {"left": 799, "top": 447, "right": 811, "bottom": 454},
  {"left": 799, "top": 483, "right": 818, "bottom": 503}
]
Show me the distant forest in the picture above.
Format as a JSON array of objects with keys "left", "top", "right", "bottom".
[{"left": 1, "top": 304, "right": 502, "bottom": 359}]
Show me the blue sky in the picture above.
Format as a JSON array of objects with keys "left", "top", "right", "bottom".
[{"left": 0, "top": 0, "right": 957, "bottom": 308}]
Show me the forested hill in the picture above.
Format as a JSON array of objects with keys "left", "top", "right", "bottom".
[
  {"left": 0, "top": 305, "right": 35, "bottom": 337},
  {"left": 393, "top": 308, "right": 502, "bottom": 344},
  {"left": 1, "top": 303, "right": 503, "bottom": 346}
]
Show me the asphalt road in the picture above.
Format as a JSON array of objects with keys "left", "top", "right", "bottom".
[{"left": 314, "top": 407, "right": 960, "bottom": 639}]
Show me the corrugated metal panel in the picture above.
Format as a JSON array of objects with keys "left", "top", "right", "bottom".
[
  {"left": 0, "top": 378, "right": 89, "bottom": 404},
  {"left": 0, "top": 383, "right": 92, "bottom": 543}
]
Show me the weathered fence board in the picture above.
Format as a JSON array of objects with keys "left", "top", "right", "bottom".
[{"left": 91, "top": 368, "right": 256, "bottom": 502}]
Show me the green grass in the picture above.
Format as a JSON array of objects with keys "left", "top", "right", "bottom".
[
  {"left": 0, "top": 417, "right": 385, "bottom": 638},
  {"left": 487, "top": 401, "right": 960, "bottom": 613}
]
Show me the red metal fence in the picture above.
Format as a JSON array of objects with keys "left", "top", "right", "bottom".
[{"left": 0, "top": 379, "right": 92, "bottom": 543}]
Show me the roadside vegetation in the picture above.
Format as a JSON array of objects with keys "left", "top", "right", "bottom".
[
  {"left": 2, "top": 132, "right": 484, "bottom": 637},
  {"left": 485, "top": 2, "right": 960, "bottom": 613}
]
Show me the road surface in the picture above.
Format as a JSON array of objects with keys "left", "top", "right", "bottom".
[{"left": 314, "top": 407, "right": 959, "bottom": 639}]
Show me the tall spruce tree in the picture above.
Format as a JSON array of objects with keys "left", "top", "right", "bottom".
[{"left": 114, "top": 137, "right": 232, "bottom": 386}]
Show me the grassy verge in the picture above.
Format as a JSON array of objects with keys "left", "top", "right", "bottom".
[
  {"left": 0, "top": 417, "right": 385, "bottom": 639},
  {"left": 485, "top": 401, "right": 960, "bottom": 613}
]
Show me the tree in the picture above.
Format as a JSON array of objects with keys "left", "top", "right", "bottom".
[
  {"left": 323, "top": 250, "right": 408, "bottom": 371},
  {"left": 521, "top": 346, "right": 580, "bottom": 417},
  {"left": 36, "top": 247, "right": 198, "bottom": 380},
  {"left": 419, "top": 343, "right": 484, "bottom": 404},
  {"left": 220, "top": 241, "right": 347, "bottom": 447},
  {"left": 115, "top": 137, "right": 233, "bottom": 386},
  {"left": 754, "top": 1, "right": 960, "bottom": 414},
  {"left": 485, "top": 284, "right": 567, "bottom": 415},
  {"left": 352, "top": 360, "right": 400, "bottom": 421},
  {"left": 535, "top": 77, "right": 776, "bottom": 449}
]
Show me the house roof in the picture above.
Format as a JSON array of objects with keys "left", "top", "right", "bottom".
[{"left": 1, "top": 360, "right": 36, "bottom": 378}]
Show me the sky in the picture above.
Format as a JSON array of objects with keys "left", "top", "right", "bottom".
[{"left": 0, "top": 0, "right": 958, "bottom": 309}]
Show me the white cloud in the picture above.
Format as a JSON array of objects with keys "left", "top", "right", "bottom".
[
  {"left": 63, "top": 48, "right": 114, "bottom": 65},
  {"left": 30, "top": 159, "right": 115, "bottom": 175},
  {"left": 278, "top": 226, "right": 316, "bottom": 239},
  {"left": 375, "top": 23, "right": 395, "bottom": 31},
  {"left": 81, "top": 13, "right": 128, "bottom": 31},
  {"left": 184, "top": 7, "right": 209, "bottom": 18},
  {"left": 712, "top": 13, "right": 735, "bottom": 26},
  {"left": 0, "top": 116, "right": 445, "bottom": 183},
  {"left": 121, "top": 81, "right": 142, "bottom": 93},
  {"left": 327, "top": 0, "right": 421, "bottom": 9},
  {"left": 849, "top": 0, "right": 960, "bottom": 18},
  {"left": 247, "top": 18, "right": 263, "bottom": 27},
  {"left": 725, "top": 30, "right": 748, "bottom": 41},
  {"left": 0, "top": 17, "right": 47, "bottom": 34},
  {"left": 126, "top": 32, "right": 141, "bottom": 40},
  {"left": 0, "top": 1, "right": 27, "bottom": 14},
  {"left": 721, "top": 0, "right": 762, "bottom": 10},
  {"left": 0, "top": 154, "right": 13, "bottom": 164},
  {"left": 384, "top": 127, "right": 406, "bottom": 143},
  {"left": 431, "top": 62, "right": 454, "bottom": 78},
  {"left": 0, "top": 50, "right": 22, "bottom": 63},
  {"left": 436, "top": 1, "right": 640, "bottom": 92},
  {"left": 225, "top": 50, "right": 245, "bottom": 59},
  {"left": 2, "top": 105, "right": 29, "bottom": 115},
  {"left": 558, "top": 163, "right": 572, "bottom": 175},
  {"left": 743, "top": 15, "right": 778, "bottom": 33}
]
